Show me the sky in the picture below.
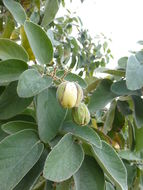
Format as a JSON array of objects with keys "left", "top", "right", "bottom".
[{"left": 59, "top": 0, "right": 143, "bottom": 67}]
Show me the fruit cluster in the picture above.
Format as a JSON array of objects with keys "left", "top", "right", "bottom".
[{"left": 56, "top": 81, "right": 90, "bottom": 126}]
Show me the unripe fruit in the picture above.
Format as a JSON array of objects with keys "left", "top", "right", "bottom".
[
  {"left": 56, "top": 81, "right": 83, "bottom": 108},
  {"left": 72, "top": 103, "right": 90, "bottom": 126}
]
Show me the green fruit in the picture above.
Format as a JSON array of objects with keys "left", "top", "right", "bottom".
[
  {"left": 56, "top": 81, "right": 83, "bottom": 108},
  {"left": 72, "top": 103, "right": 90, "bottom": 126}
]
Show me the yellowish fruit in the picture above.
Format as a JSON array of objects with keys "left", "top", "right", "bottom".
[
  {"left": 56, "top": 81, "right": 83, "bottom": 108},
  {"left": 72, "top": 103, "right": 90, "bottom": 126}
]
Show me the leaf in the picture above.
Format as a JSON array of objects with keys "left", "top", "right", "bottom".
[
  {"left": 11, "top": 108, "right": 36, "bottom": 123},
  {"left": 33, "top": 180, "right": 46, "bottom": 190},
  {"left": 135, "top": 127, "right": 143, "bottom": 151},
  {"left": 61, "top": 121, "right": 101, "bottom": 148},
  {"left": 17, "top": 69, "right": 52, "bottom": 98},
  {"left": 118, "top": 57, "right": 128, "bottom": 69},
  {"left": 126, "top": 55, "right": 143, "bottom": 90},
  {"left": 92, "top": 141, "right": 127, "bottom": 190},
  {"left": 112, "top": 106, "right": 125, "bottom": 132},
  {"left": 57, "top": 71, "right": 87, "bottom": 88},
  {"left": 3, "top": 0, "right": 27, "bottom": 25},
  {"left": 2, "top": 121, "right": 37, "bottom": 134},
  {"left": 42, "top": 0, "right": 59, "bottom": 27},
  {"left": 14, "top": 149, "right": 49, "bottom": 190},
  {"left": 0, "top": 129, "right": 44, "bottom": 190},
  {"left": 0, "top": 86, "right": 5, "bottom": 95},
  {"left": 0, "top": 38, "right": 28, "bottom": 62},
  {"left": 49, "top": 135, "right": 63, "bottom": 148},
  {"left": 37, "top": 87, "right": 66, "bottom": 143},
  {"left": 105, "top": 182, "right": 115, "bottom": 190},
  {"left": 123, "top": 160, "right": 137, "bottom": 189},
  {"left": 119, "top": 150, "right": 142, "bottom": 161},
  {"left": 111, "top": 80, "right": 141, "bottom": 96},
  {"left": 73, "top": 156, "right": 105, "bottom": 190},
  {"left": 30, "top": 11, "right": 40, "bottom": 24},
  {"left": 0, "top": 82, "right": 33, "bottom": 120},
  {"left": 20, "top": 26, "right": 35, "bottom": 60},
  {"left": 127, "top": 120, "right": 135, "bottom": 150},
  {"left": 95, "top": 67, "right": 125, "bottom": 77},
  {"left": 88, "top": 79, "right": 116, "bottom": 113},
  {"left": 24, "top": 21, "right": 53, "bottom": 65},
  {"left": 135, "top": 51, "right": 143, "bottom": 64},
  {"left": 0, "top": 124, "right": 7, "bottom": 141},
  {"left": 117, "top": 100, "right": 132, "bottom": 116},
  {"left": 103, "top": 100, "right": 116, "bottom": 134},
  {"left": 103, "top": 69, "right": 125, "bottom": 77},
  {"left": 56, "top": 179, "right": 71, "bottom": 190},
  {"left": 43, "top": 133, "right": 84, "bottom": 182},
  {"left": 22, "top": 107, "right": 36, "bottom": 120},
  {"left": 132, "top": 96, "right": 143, "bottom": 128},
  {"left": 84, "top": 78, "right": 102, "bottom": 95},
  {"left": 2, "top": 15, "right": 15, "bottom": 38},
  {"left": 0, "top": 59, "right": 28, "bottom": 83}
]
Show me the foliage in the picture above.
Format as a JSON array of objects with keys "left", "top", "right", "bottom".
[{"left": 0, "top": 0, "right": 143, "bottom": 190}]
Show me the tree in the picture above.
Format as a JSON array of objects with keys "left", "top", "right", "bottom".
[{"left": 0, "top": 0, "right": 142, "bottom": 190}]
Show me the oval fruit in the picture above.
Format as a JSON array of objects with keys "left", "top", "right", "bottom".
[
  {"left": 56, "top": 81, "right": 83, "bottom": 108},
  {"left": 72, "top": 103, "right": 90, "bottom": 126}
]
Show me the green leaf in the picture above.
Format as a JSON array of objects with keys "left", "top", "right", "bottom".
[
  {"left": 112, "top": 106, "right": 125, "bottom": 132},
  {"left": 2, "top": 121, "right": 37, "bottom": 134},
  {"left": 57, "top": 71, "right": 87, "bottom": 88},
  {"left": 103, "top": 69, "right": 125, "bottom": 77},
  {"left": 103, "top": 100, "right": 116, "bottom": 134},
  {"left": 10, "top": 113, "right": 35, "bottom": 123},
  {"left": 37, "top": 87, "right": 66, "bottom": 143},
  {"left": 43, "top": 133, "right": 84, "bottom": 182},
  {"left": 127, "top": 120, "right": 135, "bottom": 150},
  {"left": 56, "top": 179, "right": 71, "bottom": 190},
  {"left": 0, "top": 38, "right": 29, "bottom": 62},
  {"left": 105, "top": 182, "right": 115, "bottom": 190},
  {"left": 92, "top": 141, "right": 127, "bottom": 190},
  {"left": 14, "top": 149, "right": 49, "bottom": 190},
  {"left": 21, "top": 107, "right": 36, "bottom": 120},
  {"left": 42, "top": 0, "right": 59, "bottom": 27},
  {"left": 119, "top": 150, "right": 142, "bottom": 161},
  {"left": 117, "top": 100, "right": 132, "bottom": 116},
  {"left": 88, "top": 79, "right": 116, "bottom": 113},
  {"left": 0, "top": 82, "right": 33, "bottom": 120},
  {"left": 73, "top": 156, "right": 105, "bottom": 190},
  {"left": 0, "top": 124, "right": 7, "bottom": 141},
  {"left": 61, "top": 121, "right": 101, "bottom": 148},
  {"left": 3, "top": 0, "right": 27, "bottom": 25},
  {"left": 17, "top": 69, "right": 52, "bottom": 98},
  {"left": 0, "top": 59, "right": 28, "bottom": 83},
  {"left": 84, "top": 78, "right": 102, "bottom": 95},
  {"left": 24, "top": 21, "right": 53, "bottom": 65},
  {"left": 135, "top": 51, "right": 143, "bottom": 64},
  {"left": 0, "top": 129, "right": 44, "bottom": 190},
  {"left": 33, "top": 180, "right": 46, "bottom": 190},
  {"left": 132, "top": 96, "right": 143, "bottom": 128},
  {"left": 2, "top": 15, "right": 15, "bottom": 38},
  {"left": 118, "top": 57, "right": 128, "bottom": 69},
  {"left": 20, "top": 26, "right": 35, "bottom": 60},
  {"left": 111, "top": 80, "right": 141, "bottom": 96},
  {"left": 126, "top": 55, "right": 143, "bottom": 90},
  {"left": 0, "top": 86, "right": 5, "bottom": 95},
  {"left": 135, "top": 127, "right": 143, "bottom": 151},
  {"left": 95, "top": 67, "right": 125, "bottom": 77},
  {"left": 123, "top": 160, "right": 137, "bottom": 189}
]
